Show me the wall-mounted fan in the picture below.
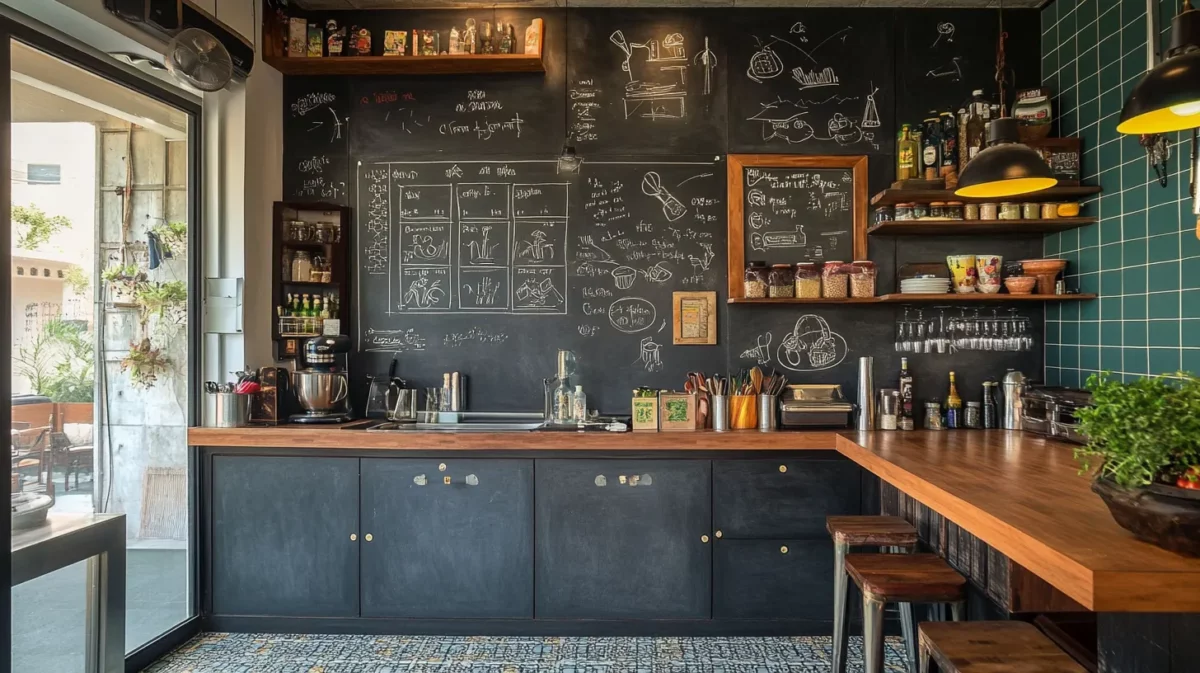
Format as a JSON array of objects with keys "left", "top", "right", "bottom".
[{"left": 164, "top": 27, "right": 233, "bottom": 92}]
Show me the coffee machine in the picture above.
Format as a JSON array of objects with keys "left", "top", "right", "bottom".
[{"left": 290, "top": 334, "right": 353, "bottom": 424}]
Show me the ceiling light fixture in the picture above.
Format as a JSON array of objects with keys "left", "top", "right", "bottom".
[{"left": 1118, "top": 0, "right": 1200, "bottom": 134}]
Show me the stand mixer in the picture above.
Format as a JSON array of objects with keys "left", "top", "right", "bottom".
[{"left": 290, "top": 334, "right": 353, "bottom": 424}]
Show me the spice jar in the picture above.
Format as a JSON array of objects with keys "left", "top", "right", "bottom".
[
  {"left": 744, "top": 262, "right": 768, "bottom": 299},
  {"left": 794, "top": 263, "right": 821, "bottom": 298},
  {"left": 964, "top": 401, "right": 982, "bottom": 429},
  {"left": 894, "top": 203, "right": 914, "bottom": 221},
  {"left": 979, "top": 202, "right": 999, "bottom": 220},
  {"left": 873, "top": 206, "right": 893, "bottom": 225},
  {"left": 290, "top": 250, "right": 313, "bottom": 284},
  {"left": 1022, "top": 202, "right": 1040, "bottom": 219},
  {"left": 929, "top": 201, "right": 946, "bottom": 219},
  {"left": 999, "top": 202, "right": 1021, "bottom": 219},
  {"left": 924, "top": 401, "right": 945, "bottom": 430},
  {"left": 912, "top": 202, "right": 930, "bottom": 219},
  {"left": 768, "top": 264, "right": 795, "bottom": 298},
  {"left": 964, "top": 203, "right": 980, "bottom": 220},
  {"left": 821, "top": 261, "right": 850, "bottom": 299},
  {"left": 849, "top": 260, "right": 877, "bottom": 298},
  {"left": 1041, "top": 202, "right": 1059, "bottom": 219},
  {"left": 945, "top": 201, "right": 964, "bottom": 220}
]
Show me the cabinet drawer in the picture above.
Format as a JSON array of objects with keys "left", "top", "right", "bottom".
[
  {"left": 714, "top": 459, "right": 862, "bottom": 539},
  {"left": 714, "top": 539, "right": 837, "bottom": 621}
]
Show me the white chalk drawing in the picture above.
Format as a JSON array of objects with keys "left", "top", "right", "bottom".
[
  {"left": 792, "top": 66, "right": 839, "bottom": 90},
  {"left": 444, "top": 327, "right": 509, "bottom": 347},
  {"left": 576, "top": 235, "right": 616, "bottom": 265},
  {"left": 404, "top": 276, "right": 446, "bottom": 309},
  {"left": 740, "top": 332, "right": 773, "bottom": 365},
  {"left": 677, "top": 172, "right": 714, "bottom": 187},
  {"left": 689, "top": 243, "right": 715, "bottom": 273},
  {"left": 466, "top": 225, "right": 499, "bottom": 262},
  {"left": 776, "top": 315, "right": 849, "bottom": 372},
  {"left": 363, "top": 327, "right": 427, "bottom": 353},
  {"left": 694, "top": 37, "right": 717, "bottom": 96},
  {"left": 747, "top": 44, "right": 785, "bottom": 82},
  {"left": 609, "top": 297, "right": 657, "bottom": 333},
  {"left": 747, "top": 188, "right": 767, "bottom": 207},
  {"left": 642, "top": 172, "right": 687, "bottom": 221},
  {"left": 827, "top": 113, "right": 862, "bottom": 145},
  {"left": 789, "top": 22, "right": 808, "bottom": 38},
  {"left": 862, "top": 83, "right": 880, "bottom": 128},
  {"left": 611, "top": 30, "right": 691, "bottom": 120},
  {"left": 515, "top": 229, "right": 557, "bottom": 262},
  {"left": 658, "top": 319, "right": 667, "bottom": 333},
  {"left": 746, "top": 28, "right": 850, "bottom": 84},
  {"left": 461, "top": 274, "right": 503, "bottom": 306},
  {"left": 406, "top": 235, "right": 449, "bottom": 264},
  {"left": 306, "top": 106, "right": 345, "bottom": 144},
  {"left": 612, "top": 265, "right": 637, "bottom": 290},
  {"left": 636, "top": 335, "right": 664, "bottom": 372},
  {"left": 927, "top": 56, "right": 964, "bottom": 82},
  {"left": 514, "top": 278, "right": 564, "bottom": 307},
  {"left": 751, "top": 225, "right": 807, "bottom": 253},
  {"left": 747, "top": 91, "right": 879, "bottom": 150},
  {"left": 641, "top": 261, "right": 674, "bottom": 284},
  {"left": 932, "top": 22, "right": 955, "bottom": 48},
  {"left": 747, "top": 99, "right": 815, "bottom": 144}
]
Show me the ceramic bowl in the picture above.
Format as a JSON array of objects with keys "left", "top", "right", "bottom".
[
  {"left": 1004, "top": 276, "right": 1038, "bottom": 295},
  {"left": 1020, "top": 259, "right": 1068, "bottom": 294}
]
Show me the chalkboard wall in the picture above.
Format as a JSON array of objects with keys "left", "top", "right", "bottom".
[{"left": 281, "top": 7, "right": 1048, "bottom": 414}]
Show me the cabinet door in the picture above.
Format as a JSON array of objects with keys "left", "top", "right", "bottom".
[
  {"left": 360, "top": 458, "right": 534, "bottom": 618},
  {"left": 714, "top": 539, "right": 839, "bottom": 621},
  {"left": 714, "top": 458, "right": 862, "bottom": 539},
  {"left": 210, "top": 455, "right": 359, "bottom": 616},
  {"left": 535, "top": 459, "right": 711, "bottom": 620}
]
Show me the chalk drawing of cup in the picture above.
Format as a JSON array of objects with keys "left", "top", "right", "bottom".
[{"left": 612, "top": 266, "right": 637, "bottom": 290}]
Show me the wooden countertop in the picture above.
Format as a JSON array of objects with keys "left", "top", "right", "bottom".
[
  {"left": 188, "top": 425, "right": 840, "bottom": 450},
  {"left": 836, "top": 430, "right": 1200, "bottom": 613}
]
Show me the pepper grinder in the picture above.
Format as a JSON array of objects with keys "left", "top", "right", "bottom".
[
  {"left": 856, "top": 356, "right": 875, "bottom": 431},
  {"left": 1002, "top": 369, "right": 1026, "bottom": 430}
]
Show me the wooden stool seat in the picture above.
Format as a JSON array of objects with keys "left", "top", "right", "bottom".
[
  {"left": 845, "top": 553, "right": 967, "bottom": 603},
  {"left": 827, "top": 515, "right": 918, "bottom": 547},
  {"left": 919, "top": 621, "right": 1087, "bottom": 673}
]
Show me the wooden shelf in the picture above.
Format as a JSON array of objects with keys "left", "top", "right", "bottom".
[
  {"left": 264, "top": 53, "right": 545, "bottom": 76},
  {"left": 870, "top": 186, "right": 1101, "bottom": 206},
  {"left": 730, "top": 294, "right": 1096, "bottom": 305},
  {"left": 868, "top": 217, "right": 1097, "bottom": 236}
]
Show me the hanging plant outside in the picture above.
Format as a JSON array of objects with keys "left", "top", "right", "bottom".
[{"left": 120, "top": 338, "right": 172, "bottom": 389}]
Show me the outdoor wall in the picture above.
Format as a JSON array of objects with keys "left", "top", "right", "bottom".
[{"left": 1041, "top": 0, "right": 1200, "bottom": 387}]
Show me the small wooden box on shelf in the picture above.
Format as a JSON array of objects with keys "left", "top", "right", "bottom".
[{"left": 272, "top": 202, "right": 352, "bottom": 360}]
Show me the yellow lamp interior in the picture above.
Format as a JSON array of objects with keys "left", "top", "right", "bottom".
[
  {"left": 1117, "top": 101, "right": 1200, "bottom": 134},
  {"left": 954, "top": 177, "right": 1058, "bottom": 199}
]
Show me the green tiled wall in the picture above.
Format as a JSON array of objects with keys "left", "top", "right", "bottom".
[{"left": 1042, "top": 0, "right": 1200, "bottom": 387}]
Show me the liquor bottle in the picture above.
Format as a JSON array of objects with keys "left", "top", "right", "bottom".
[
  {"left": 498, "top": 23, "right": 513, "bottom": 54},
  {"left": 945, "top": 371, "right": 963, "bottom": 429},
  {"left": 898, "top": 357, "right": 915, "bottom": 430},
  {"left": 957, "top": 107, "right": 969, "bottom": 170},
  {"left": 921, "top": 116, "right": 941, "bottom": 179},
  {"left": 286, "top": 293, "right": 295, "bottom": 316},
  {"left": 313, "top": 295, "right": 323, "bottom": 320},
  {"left": 982, "top": 381, "right": 999, "bottom": 429},
  {"left": 319, "top": 294, "right": 331, "bottom": 320},
  {"left": 964, "top": 89, "right": 987, "bottom": 170},
  {"left": 896, "top": 125, "right": 919, "bottom": 181},
  {"left": 302, "top": 294, "right": 312, "bottom": 317},
  {"left": 939, "top": 111, "right": 957, "bottom": 177}
]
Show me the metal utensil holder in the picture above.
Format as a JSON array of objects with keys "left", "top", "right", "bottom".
[
  {"left": 212, "top": 392, "right": 250, "bottom": 428},
  {"left": 711, "top": 395, "right": 730, "bottom": 432},
  {"left": 757, "top": 394, "right": 778, "bottom": 432}
]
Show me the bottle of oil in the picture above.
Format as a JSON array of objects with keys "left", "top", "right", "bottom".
[
  {"left": 945, "top": 371, "right": 963, "bottom": 429},
  {"left": 898, "top": 357, "right": 915, "bottom": 430},
  {"left": 921, "top": 116, "right": 942, "bottom": 179},
  {"left": 896, "top": 125, "right": 920, "bottom": 181}
]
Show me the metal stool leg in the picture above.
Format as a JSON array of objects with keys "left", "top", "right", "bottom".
[
  {"left": 832, "top": 540, "right": 851, "bottom": 673},
  {"left": 863, "top": 593, "right": 886, "bottom": 673},
  {"left": 898, "top": 601, "right": 917, "bottom": 673},
  {"left": 918, "top": 640, "right": 931, "bottom": 673},
  {"left": 950, "top": 600, "right": 965, "bottom": 622}
]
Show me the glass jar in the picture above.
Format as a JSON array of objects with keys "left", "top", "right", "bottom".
[
  {"left": 288, "top": 220, "right": 309, "bottom": 242},
  {"left": 894, "top": 203, "right": 914, "bottom": 221},
  {"left": 768, "top": 264, "right": 795, "bottom": 298},
  {"left": 290, "top": 250, "right": 312, "bottom": 284},
  {"left": 821, "top": 261, "right": 850, "bottom": 299},
  {"left": 794, "top": 263, "right": 821, "bottom": 298},
  {"left": 945, "top": 201, "right": 964, "bottom": 219},
  {"left": 964, "top": 401, "right": 982, "bottom": 429},
  {"left": 979, "top": 202, "right": 999, "bottom": 220},
  {"left": 873, "top": 206, "right": 893, "bottom": 225},
  {"left": 929, "top": 201, "right": 946, "bottom": 219},
  {"left": 744, "top": 262, "right": 768, "bottom": 299},
  {"left": 999, "top": 202, "right": 1021, "bottom": 219},
  {"left": 849, "top": 260, "right": 877, "bottom": 298},
  {"left": 912, "top": 202, "right": 929, "bottom": 219},
  {"left": 1022, "top": 202, "right": 1040, "bottom": 219},
  {"left": 964, "top": 203, "right": 980, "bottom": 220},
  {"left": 1041, "top": 202, "right": 1059, "bottom": 219},
  {"left": 924, "top": 401, "right": 945, "bottom": 430}
]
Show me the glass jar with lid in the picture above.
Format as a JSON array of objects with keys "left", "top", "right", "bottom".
[
  {"left": 290, "top": 250, "right": 313, "bottom": 284},
  {"left": 744, "top": 261, "right": 768, "bottom": 298},
  {"left": 849, "top": 260, "right": 877, "bottom": 298},
  {"left": 999, "top": 202, "right": 1021, "bottom": 219},
  {"left": 929, "top": 201, "right": 946, "bottom": 219},
  {"left": 768, "top": 264, "right": 795, "bottom": 298},
  {"left": 894, "top": 203, "right": 915, "bottom": 221},
  {"left": 794, "top": 263, "right": 821, "bottom": 298},
  {"left": 821, "top": 261, "right": 850, "bottom": 299},
  {"left": 945, "top": 201, "right": 964, "bottom": 220}
]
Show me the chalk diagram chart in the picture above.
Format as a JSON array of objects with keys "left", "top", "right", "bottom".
[
  {"left": 611, "top": 30, "right": 715, "bottom": 120},
  {"left": 738, "top": 315, "right": 848, "bottom": 372},
  {"left": 745, "top": 168, "right": 851, "bottom": 257},
  {"left": 744, "top": 27, "right": 881, "bottom": 150}
]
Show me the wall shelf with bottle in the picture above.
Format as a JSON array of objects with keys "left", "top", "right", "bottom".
[
  {"left": 870, "top": 186, "right": 1101, "bottom": 207},
  {"left": 729, "top": 294, "right": 1095, "bottom": 305},
  {"left": 272, "top": 202, "right": 352, "bottom": 361}
]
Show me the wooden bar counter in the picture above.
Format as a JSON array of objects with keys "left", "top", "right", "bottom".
[{"left": 836, "top": 430, "right": 1200, "bottom": 613}]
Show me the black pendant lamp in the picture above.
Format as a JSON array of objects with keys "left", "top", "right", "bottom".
[
  {"left": 1118, "top": 0, "right": 1200, "bottom": 135},
  {"left": 955, "top": 118, "right": 1057, "bottom": 198}
]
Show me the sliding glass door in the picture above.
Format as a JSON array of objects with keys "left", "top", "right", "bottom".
[{"left": 7, "top": 27, "right": 200, "bottom": 670}]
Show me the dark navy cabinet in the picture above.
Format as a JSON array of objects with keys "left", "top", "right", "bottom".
[
  {"left": 359, "top": 458, "right": 534, "bottom": 619},
  {"left": 534, "top": 459, "right": 712, "bottom": 620},
  {"left": 713, "top": 539, "right": 835, "bottom": 620},
  {"left": 210, "top": 455, "right": 360, "bottom": 617},
  {"left": 713, "top": 459, "right": 862, "bottom": 539}
]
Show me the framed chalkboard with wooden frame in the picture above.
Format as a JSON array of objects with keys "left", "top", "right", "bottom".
[{"left": 726, "top": 154, "right": 868, "bottom": 300}]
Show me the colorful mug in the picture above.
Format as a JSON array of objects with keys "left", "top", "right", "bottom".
[
  {"left": 975, "top": 255, "right": 1003, "bottom": 294},
  {"left": 946, "top": 255, "right": 978, "bottom": 293}
]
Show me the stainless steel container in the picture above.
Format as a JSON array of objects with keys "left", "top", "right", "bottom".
[
  {"left": 757, "top": 394, "right": 778, "bottom": 432},
  {"left": 1002, "top": 369, "right": 1026, "bottom": 430},
  {"left": 293, "top": 370, "right": 349, "bottom": 413},
  {"left": 856, "top": 356, "right": 875, "bottom": 431},
  {"left": 213, "top": 392, "right": 250, "bottom": 428},
  {"left": 711, "top": 394, "right": 730, "bottom": 432}
]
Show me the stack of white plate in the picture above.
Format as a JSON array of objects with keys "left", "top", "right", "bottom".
[{"left": 900, "top": 277, "right": 951, "bottom": 294}]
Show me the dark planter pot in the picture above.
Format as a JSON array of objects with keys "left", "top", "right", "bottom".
[{"left": 1092, "top": 477, "right": 1200, "bottom": 557}]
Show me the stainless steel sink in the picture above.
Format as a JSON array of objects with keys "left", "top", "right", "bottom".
[{"left": 365, "top": 411, "right": 545, "bottom": 433}]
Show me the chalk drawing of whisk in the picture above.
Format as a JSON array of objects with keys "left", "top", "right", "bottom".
[{"left": 642, "top": 171, "right": 687, "bottom": 221}]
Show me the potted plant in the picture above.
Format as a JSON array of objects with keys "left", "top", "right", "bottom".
[
  {"left": 134, "top": 280, "right": 187, "bottom": 325},
  {"left": 151, "top": 221, "right": 188, "bottom": 259},
  {"left": 1075, "top": 371, "right": 1200, "bottom": 556},
  {"left": 101, "top": 264, "right": 144, "bottom": 307},
  {"left": 120, "top": 338, "right": 171, "bottom": 389}
]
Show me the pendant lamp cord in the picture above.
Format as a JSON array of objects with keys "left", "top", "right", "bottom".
[{"left": 995, "top": 0, "right": 1009, "bottom": 116}]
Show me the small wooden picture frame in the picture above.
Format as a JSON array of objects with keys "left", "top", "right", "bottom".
[{"left": 673, "top": 291, "right": 717, "bottom": 345}]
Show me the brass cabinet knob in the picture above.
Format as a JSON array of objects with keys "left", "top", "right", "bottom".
[
  {"left": 701, "top": 535, "right": 710, "bottom": 543},
  {"left": 365, "top": 533, "right": 374, "bottom": 542},
  {"left": 715, "top": 530, "right": 723, "bottom": 538},
  {"left": 780, "top": 545, "right": 789, "bottom": 554},
  {"left": 438, "top": 463, "right": 447, "bottom": 472},
  {"left": 779, "top": 465, "right": 787, "bottom": 473},
  {"left": 350, "top": 533, "right": 357, "bottom": 541}
]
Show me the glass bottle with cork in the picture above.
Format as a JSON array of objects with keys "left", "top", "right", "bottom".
[
  {"left": 896, "top": 124, "right": 920, "bottom": 181},
  {"left": 898, "top": 357, "right": 915, "bottom": 430},
  {"left": 945, "top": 370, "right": 963, "bottom": 429}
]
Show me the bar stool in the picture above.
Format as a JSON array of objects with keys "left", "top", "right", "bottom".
[
  {"left": 845, "top": 553, "right": 967, "bottom": 673},
  {"left": 827, "top": 516, "right": 919, "bottom": 673},
  {"left": 918, "top": 621, "right": 1087, "bottom": 673}
]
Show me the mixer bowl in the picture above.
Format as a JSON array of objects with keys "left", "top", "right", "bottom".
[{"left": 293, "top": 371, "right": 349, "bottom": 413}]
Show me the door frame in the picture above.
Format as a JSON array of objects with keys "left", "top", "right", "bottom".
[{"left": 0, "top": 10, "right": 205, "bottom": 670}]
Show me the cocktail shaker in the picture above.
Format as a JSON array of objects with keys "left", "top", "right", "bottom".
[
  {"left": 856, "top": 356, "right": 875, "bottom": 431},
  {"left": 1002, "top": 369, "right": 1026, "bottom": 430}
]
